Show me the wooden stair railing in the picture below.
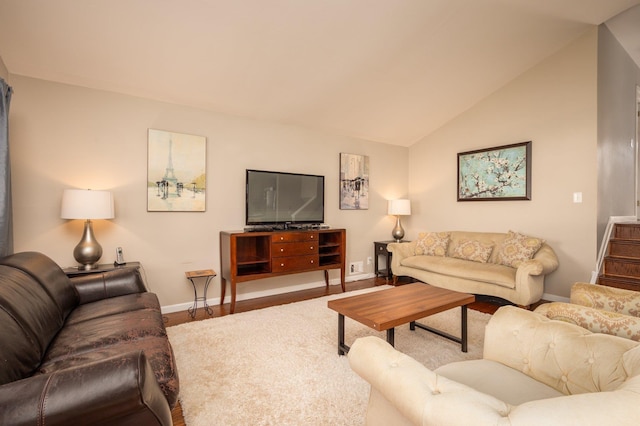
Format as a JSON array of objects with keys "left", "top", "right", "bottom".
[{"left": 598, "top": 221, "right": 640, "bottom": 291}]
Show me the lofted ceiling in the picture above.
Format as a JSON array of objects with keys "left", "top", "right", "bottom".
[
  {"left": 605, "top": 3, "right": 640, "bottom": 69},
  {"left": 0, "top": 0, "right": 639, "bottom": 147}
]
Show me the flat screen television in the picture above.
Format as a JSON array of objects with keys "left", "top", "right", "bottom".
[{"left": 246, "top": 169, "right": 325, "bottom": 226}]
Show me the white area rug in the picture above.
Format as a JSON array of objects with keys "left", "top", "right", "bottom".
[{"left": 167, "top": 286, "right": 492, "bottom": 425}]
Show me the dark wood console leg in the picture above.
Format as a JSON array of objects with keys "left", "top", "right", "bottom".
[
  {"left": 230, "top": 282, "right": 237, "bottom": 314},
  {"left": 324, "top": 270, "right": 329, "bottom": 287},
  {"left": 340, "top": 267, "right": 345, "bottom": 292},
  {"left": 220, "top": 277, "right": 226, "bottom": 305}
]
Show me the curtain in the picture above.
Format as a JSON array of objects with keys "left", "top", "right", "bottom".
[{"left": 0, "top": 78, "right": 13, "bottom": 257}]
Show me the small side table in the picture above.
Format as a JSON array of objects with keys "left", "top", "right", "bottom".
[
  {"left": 63, "top": 262, "right": 141, "bottom": 278},
  {"left": 374, "top": 241, "right": 395, "bottom": 279},
  {"left": 374, "top": 241, "right": 408, "bottom": 281},
  {"left": 185, "top": 269, "right": 217, "bottom": 318}
]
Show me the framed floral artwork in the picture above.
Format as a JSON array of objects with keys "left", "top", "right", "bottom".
[
  {"left": 147, "top": 129, "right": 207, "bottom": 211},
  {"left": 457, "top": 141, "right": 531, "bottom": 201}
]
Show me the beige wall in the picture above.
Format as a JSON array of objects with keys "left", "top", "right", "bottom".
[
  {"left": 597, "top": 24, "right": 640, "bottom": 243},
  {"left": 407, "top": 29, "right": 599, "bottom": 300},
  {"left": 8, "top": 76, "right": 408, "bottom": 310},
  {"left": 0, "top": 55, "right": 7, "bottom": 81},
  {"left": 6, "top": 26, "right": 610, "bottom": 306}
]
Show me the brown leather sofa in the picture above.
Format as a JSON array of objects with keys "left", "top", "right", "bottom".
[{"left": 0, "top": 252, "right": 179, "bottom": 425}]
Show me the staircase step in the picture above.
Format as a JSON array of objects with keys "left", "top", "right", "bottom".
[
  {"left": 597, "top": 275, "right": 640, "bottom": 292},
  {"left": 614, "top": 222, "right": 640, "bottom": 240},
  {"left": 599, "top": 223, "right": 640, "bottom": 292},
  {"left": 608, "top": 239, "right": 640, "bottom": 259},
  {"left": 603, "top": 256, "right": 640, "bottom": 279}
]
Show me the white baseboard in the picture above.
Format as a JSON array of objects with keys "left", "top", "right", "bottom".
[
  {"left": 162, "top": 277, "right": 567, "bottom": 314},
  {"left": 161, "top": 272, "right": 376, "bottom": 314},
  {"left": 541, "top": 292, "right": 569, "bottom": 303}
]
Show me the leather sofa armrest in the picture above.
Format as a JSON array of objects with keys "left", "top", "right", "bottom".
[
  {"left": 70, "top": 268, "right": 147, "bottom": 304},
  {"left": 0, "top": 351, "right": 171, "bottom": 426}
]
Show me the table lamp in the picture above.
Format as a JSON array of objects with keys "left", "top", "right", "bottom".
[
  {"left": 388, "top": 199, "right": 411, "bottom": 242},
  {"left": 61, "top": 189, "right": 114, "bottom": 270}
]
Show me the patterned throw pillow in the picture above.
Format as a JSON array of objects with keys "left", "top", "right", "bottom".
[
  {"left": 497, "top": 231, "right": 544, "bottom": 268},
  {"left": 539, "top": 302, "right": 640, "bottom": 341},
  {"left": 451, "top": 239, "right": 494, "bottom": 263},
  {"left": 415, "top": 232, "right": 450, "bottom": 256}
]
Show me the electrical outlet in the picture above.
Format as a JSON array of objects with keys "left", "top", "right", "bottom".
[
  {"left": 349, "top": 261, "right": 364, "bottom": 274},
  {"left": 367, "top": 257, "right": 372, "bottom": 265}
]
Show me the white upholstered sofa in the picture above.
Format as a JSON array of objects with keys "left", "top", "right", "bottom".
[
  {"left": 348, "top": 305, "right": 640, "bottom": 425},
  {"left": 388, "top": 231, "right": 559, "bottom": 307}
]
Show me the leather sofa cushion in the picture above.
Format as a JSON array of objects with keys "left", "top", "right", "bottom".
[
  {"left": 71, "top": 268, "right": 147, "bottom": 304},
  {"left": 0, "top": 266, "right": 65, "bottom": 364},
  {"left": 0, "top": 251, "right": 78, "bottom": 319},
  {"left": 0, "top": 307, "right": 42, "bottom": 385},
  {"left": 436, "top": 359, "right": 563, "bottom": 405},
  {"left": 401, "top": 255, "right": 517, "bottom": 289},
  {"left": 65, "top": 292, "right": 161, "bottom": 325},
  {"left": 44, "top": 308, "right": 167, "bottom": 361},
  {"left": 0, "top": 252, "right": 80, "bottom": 385}
]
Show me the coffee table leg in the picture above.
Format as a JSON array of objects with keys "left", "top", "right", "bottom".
[
  {"left": 461, "top": 305, "right": 468, "bottom": 353},
  {"left": 410, "top": 304, "right": 470, "bottom": 352},
  {"left": 386, "top": 328, "right": 395, "bottom": 347},
  {"left": 337, "top": 313, "right": 349, "bottom": 355}
]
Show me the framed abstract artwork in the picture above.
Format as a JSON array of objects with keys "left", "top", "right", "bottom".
[
  {"left": 457, "top": 141, "right": 531, "bottom": 201},
  {"left": 147, "top": 129, "right": 207, "bottom": 212},
  {"left": 339, "top": 153, "right": 369, "bottom": 210}
]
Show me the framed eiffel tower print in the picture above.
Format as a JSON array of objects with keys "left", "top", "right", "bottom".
[{"left": 147, "top": 129, "right": 207, "bottom": 212}]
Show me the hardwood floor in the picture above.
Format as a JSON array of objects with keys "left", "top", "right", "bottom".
[
  {"left": 164, "top": 277, "right": 384, "bottom": 327},
  {"left": 165, "top": 277, "right": 511, "bottom": 425}
]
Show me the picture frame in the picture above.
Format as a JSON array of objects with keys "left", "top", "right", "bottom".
[
  {"left": 147, "top": 129, "right": 207, "bottom": 212},
  {"left": 457, "top": 141, "right": 531, "bottom": 201},
  {"left": 339, "top": 153, "right": 369, "bottom": 210}
]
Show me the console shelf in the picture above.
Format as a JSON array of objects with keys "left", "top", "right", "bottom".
[{"left": 220, "top": 229, "right": 346, "bottom": 313}]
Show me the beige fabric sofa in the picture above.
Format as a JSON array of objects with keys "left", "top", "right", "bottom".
[
  {"left": 388, "top": 231, "right": 559, "bottom": 307},
  {"left": 348, "top": 306, "right": 640, "bottom": 425},
  {"left": 535, "top": 282, "right": 640, "bottom": 341}
]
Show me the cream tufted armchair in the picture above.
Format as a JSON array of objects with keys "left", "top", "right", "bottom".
[
  {"left": 348, "top": 305, "right": 640, "bottom": 425},
  {"left": 535, "top": 282, "right": 640, "bottom": 341}
]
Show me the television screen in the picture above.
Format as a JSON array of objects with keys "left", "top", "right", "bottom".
[{"left": 246, "top": 169, "right": 325, "bottom": 225}]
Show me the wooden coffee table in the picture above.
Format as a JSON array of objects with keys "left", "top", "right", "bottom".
[{"left": 327, "top": 283, "right": 475, "bottom": 355}]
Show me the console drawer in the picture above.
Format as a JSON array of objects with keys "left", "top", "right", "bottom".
[
  {"left": 272, "top": 255, "right": 320, "bottom": 273},
  {"left": 272, "top": 241, "right": 319, "bottom": 258},
  {"left": 272, "top": 232, "right": 318, "bottom": 243}
]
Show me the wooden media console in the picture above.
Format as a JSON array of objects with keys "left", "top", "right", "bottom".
[{"left": 220, "top": 229, "right": 346, "bottom": 313}]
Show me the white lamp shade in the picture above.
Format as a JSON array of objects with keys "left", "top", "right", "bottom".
[
  {"left": 61, "top": 189, "right": 114, "bottom": 219},
  {"left": 388, "top": 199, "right": 411, "bottom": 216}
]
